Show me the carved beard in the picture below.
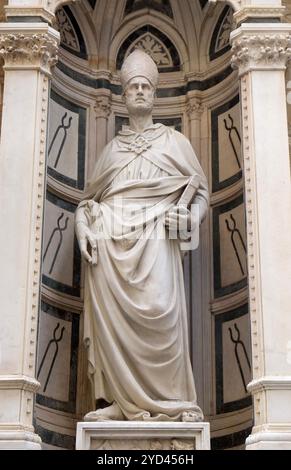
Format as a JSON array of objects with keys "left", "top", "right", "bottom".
[{"left": 125, "top": 99, "right": 154, "bottom": 116}]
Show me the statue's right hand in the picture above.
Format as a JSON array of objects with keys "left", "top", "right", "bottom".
[{"left": 77, "top": 224, "right": 98, "bottom": 266}]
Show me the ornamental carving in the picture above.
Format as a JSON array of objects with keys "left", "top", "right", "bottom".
[
  {"left": 231, "top": 34, "right": 291, "bottom": 74},
  {"left": 186, "top": 99, "right": 204, "bottom": 119},
  {"left": 216, "top": 8, "right": 233, "bottom": 52},
  {"left": 93, "top": 438, "right": 195, "bottom": 450},
  {"left": 55, "top": 8, "right": 79, "bottom": 52},
  {"left": 0, "top": 33, "right": 58, "bottom": 71},
  {"left": 127, "top": 135, "right": 152, "bottom": 155},
  {"left": 127, "top": 33, "right": 172, "bottom": 68},
  {"left": 94, "top": 96, "right": 112, "bottom": 119}
]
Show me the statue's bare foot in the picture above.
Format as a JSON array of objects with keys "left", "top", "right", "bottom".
[
  {"left": 84, "top": 402, "right": 124, "bottom": 421},
  {"left": 182, "top": 410, "right": 203, "bottom": 422}
]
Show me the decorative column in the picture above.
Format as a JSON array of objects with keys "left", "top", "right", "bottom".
[
  {"left": 186, "top": 96, "right": 204, "bottom": 157},
  {"left": 231, "top": 23, "right": 291, "bottom": 450},
  {"left": 93, "top": 91, "right": 112, "bottom": 164},
  {"left": 0, "top": 23, "right": 59, "bottom": 449},
  {"left": 185, "top": 94, "right": 206, "bottom": 407}
]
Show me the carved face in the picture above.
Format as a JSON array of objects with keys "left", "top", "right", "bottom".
[{"left": 123, "top": 76, "right": 155, "bottom": 115}]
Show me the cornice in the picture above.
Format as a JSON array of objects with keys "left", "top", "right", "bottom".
[{"left": 233, "top": 6, "right": 285, "bottom": 27}]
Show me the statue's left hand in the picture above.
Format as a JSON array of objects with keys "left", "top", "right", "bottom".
[{"left": 76, "top": 222, "right": 98, "bottom": 266}]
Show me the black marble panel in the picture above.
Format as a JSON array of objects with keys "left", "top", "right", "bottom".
[
  {"left": 87, "top": 0, "right": 97, "bottom": 9},
  {"left": 215, "top": 304, "right": 252, "bottom": 414},
  {"left": 48, "top": 89, "right": 86, "bottom": 191},
  {"left": 124, "top": 0, "right": 173, "bottom": 18},
  {"left": 57, "top": 61, "right": 234, "bottom": 97},
  {"left": 199, "top": 0, "right": 208, "bottom": 8},
  {"left": 209, "top": 6, "right": 232, "bottom": 61},
  {"left": 211, "top": 426, "right": 253, "bottom": 450},
  {"left": 34, "top": 423, "right": 75, "bottom": 450},
  {"left": 212, "top": 194, "right": 247, "bottom": 298},
  {"left": 36, "top": 301, "right": 79, "bottom": 414},
  {"left": 58, "top": 6, "right": 88, "bottom": 60},
  {"left": 42, "top": 191, "right": 81, "bottom": 297},
  {"left": 211, "top": 94, "right": 242, "bottom": 192}
]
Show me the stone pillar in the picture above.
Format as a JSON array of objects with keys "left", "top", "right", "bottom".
[
  {"left": 93, "top": 91, "right": 112, "bottom": 163},
  {"left": 0, "top": 23, "right": 59, "bottom": 450},
  {"left": 186, "top": 96, "right": 204, "bottom": 157},
  {"left": 185, "top": 94, "right": 206, "bottom": 407},
  {"left": 231, "top": 23, "right": 291, "bottom": 450}
]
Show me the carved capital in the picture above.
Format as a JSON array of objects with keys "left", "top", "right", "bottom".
[
  {"left": 0, "top": 26, "right": 59, "bottom": 75},
  {"left": 231, "top": 25, "right": 291, "bottom": 76},
  {"left": 94, "top": 95, "right": 112, "bottom": 119},
  {"left": 0, "top": 22, "right": 60, "bottom": 74},
  {"left": 186, "top": 98, "right": 204, "bottom": 120}
]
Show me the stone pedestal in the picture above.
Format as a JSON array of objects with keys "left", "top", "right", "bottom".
[{"left": 76, "top": 421, "right": 210, "bottom": 450}]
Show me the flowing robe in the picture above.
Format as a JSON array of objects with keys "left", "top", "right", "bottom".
[{"left": 77, "top": 124, "right": 209, "bottom": 421}]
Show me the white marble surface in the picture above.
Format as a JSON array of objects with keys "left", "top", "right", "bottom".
[
  {"left": 0, "top": 22, "right": 59, "bottom": 449},
  {"left": 76, "top": 421, "right": 210, "bottom": 450},
  {"left": 231, "top": 22, "right": 291, "bottom": 449}
]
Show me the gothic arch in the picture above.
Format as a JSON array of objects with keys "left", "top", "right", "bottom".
[
  {"left": 109, "top": 11, "right": 190, "bottom": 73},
  {"left": 198, "top": 2, "right": 233, "bottom": 72},
  {"left": 54, "top": 2, "right": 98, "bottom": 65},
  {"left": 116, "top": 25, "right": 181, "bottom": 72},
  {"left": 55, "top": 5, "right": 88, "bottom": 59},
  {"left": 209, "top": 5, "right": 232, "bottom": 61}
]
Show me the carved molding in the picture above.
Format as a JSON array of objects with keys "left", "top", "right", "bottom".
[
  {"left": 247, "top": 376, "right": 291, "bottom": 429},
  {"left": 94, "top": 95, "right": 112, "bottom": 119},
  {"left": 56, "top": 8, "right": 79, "bottom": 51},
  {"left": 233, "top": 6, "right": 285, "bottom": 27},
  {"left": 231, "top": 33, "right": 291, "bottom": 75},
  {"left": 186, "top": 98, "right": 204, "bottom": 120},
  {"left": 239, "top": 74, "right": 264, "bottom": 380},
  {"left": 77, "top": 421, "right": 210, "bottom": 450},
  {"left": 126, "top": 33, "right": 172, "bottom": 68},
  {"left": 94, "top": 438, "right": 195, "bottom": 450},
  {"left": 216, "top": 7, "right": 233, "bottom": 53},
  {"left": 0, "top": 32, "right": 59, "bottom": 73},
  {"left": 248, "top": 376, "right": 291, "bottom": 393},
  {"left": 0, "top": 375, "right": 40, "bottom": 393},
  {"left": 4, "top": 6, "right": 55, "bottom": 24},
  {"left": 25, "top": 73, "right": 50, "bottom": 385}
]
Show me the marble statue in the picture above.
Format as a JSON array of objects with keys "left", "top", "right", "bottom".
[{"left": 75, "top": 49, "right": 209, "bottom": 422}]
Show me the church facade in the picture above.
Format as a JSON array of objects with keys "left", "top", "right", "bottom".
[{"left": 0, "top": 0, "right": 291, "bottom": 450}]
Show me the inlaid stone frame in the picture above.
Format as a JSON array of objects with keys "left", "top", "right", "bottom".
[{"left": 47, "top": 90, "right": 86, "bottom": 190}]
